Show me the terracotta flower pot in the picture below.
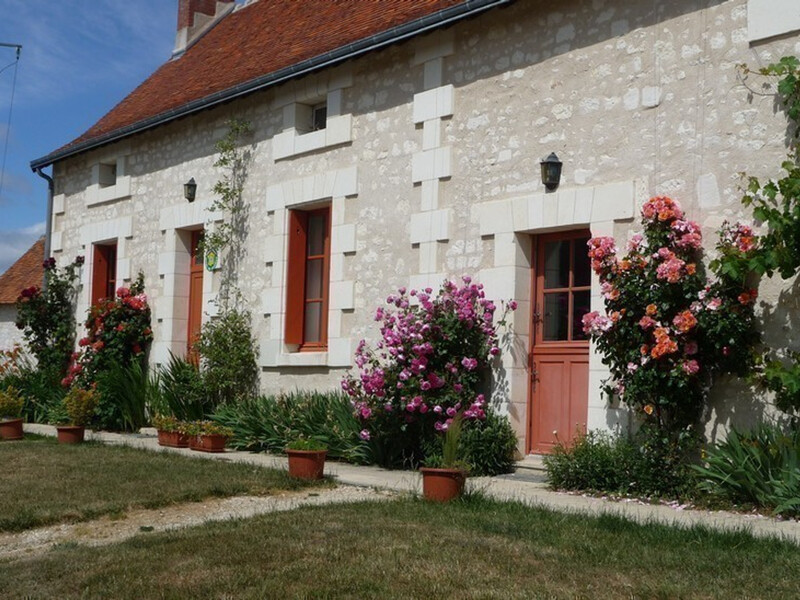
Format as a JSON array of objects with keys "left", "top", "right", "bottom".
[
  {"left": 420, "top": 467, "right": 466, "bottom": 502},
  {"left": 0, "top": 418, "right": 23, "bottom": 441},
  {"left": 286, "top": 449, "right": 327, "bottom": 480},
  {"left": 56, "top": 425, "right": 85, "bottom": 444},
  {"left": 157, "top": 429, "right": 190, "bottom": 448},
  {"left": 190, "top": 433, "right": 228, "bottom": 453}
]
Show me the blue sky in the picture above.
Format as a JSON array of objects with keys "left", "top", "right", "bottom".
[{"left": 0, "top": 0, "right": 178, "bottom": 272}]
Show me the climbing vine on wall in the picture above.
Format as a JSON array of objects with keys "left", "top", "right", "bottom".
[
  {"left": 737, "top": 56, "right": 800, "bottom": 414},
  {"left": 200, "top": 118, "right": 252, "bottom": 259}
]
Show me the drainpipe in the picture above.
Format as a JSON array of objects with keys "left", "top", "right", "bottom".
[{"left": 33, "top": 166, "right": 54, "bottom": 289}]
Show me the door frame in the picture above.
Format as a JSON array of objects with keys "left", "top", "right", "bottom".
[{"left": 526, "top": 228, "right": 592, "bottom": 454}]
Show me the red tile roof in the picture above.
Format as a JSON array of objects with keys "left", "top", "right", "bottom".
[
  {"left": 0, "top": 238, "right": 44, "bottom": 304},
  {"left": 33, "top": 0, "right": 509, "bottom": 168}
]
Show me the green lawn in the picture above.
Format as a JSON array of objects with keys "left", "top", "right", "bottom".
[
  {"left": 2, "top": 494, "right": 798, "bottom": 599},
  {"left": 0, "top": 435, "right": 319, "bottom": 532}
]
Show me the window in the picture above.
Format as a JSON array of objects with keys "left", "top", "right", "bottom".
[
  {"left": 91, "top": 242, "right": 117, "bottom": 306},
  {"left": 98, "top": 161, "right": 117, "bottom": 188},
  {"left": 87, "top": 154, "right": 130, "bottom": 205},
  {"left": 285, "top": 206, "right": 331, "bottom": 350},
  {"left": 294, "top": 101, "right": 327, "bottom": 134},
  {"left": 535, "top": 231, "right": 591, "bottom": 343},
  {"left": 311, "top": 102, "right": 327, "bottom": 131}
]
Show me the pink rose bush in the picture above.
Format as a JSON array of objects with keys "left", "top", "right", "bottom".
[
  {"left": 342, "top": 277, "right": 514, "bottom": 467},
  {"left": 584, "top": 196, "right": 758, "bottom": 433},
  {"left": 65, "top": 273, "right": 153, "bottom": 389}
]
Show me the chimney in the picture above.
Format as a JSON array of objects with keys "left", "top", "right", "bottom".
[{"left": 174, "top": 0, "right": 236, "bottom": 56}]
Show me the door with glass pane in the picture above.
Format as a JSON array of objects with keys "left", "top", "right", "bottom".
[{"left": 529, "top": 230, "right": 591, "bottom": 454}]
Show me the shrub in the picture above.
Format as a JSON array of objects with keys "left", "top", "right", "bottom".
[
  {"left": 15, "top": 256, "right": 82, "bottom": 378},
  {"left": 181, "top": 420, "right": 233, "bottom": 438},
  {"left": 460, "top": 409, "right": 518, "bottom": 476},
  {"left": 342, "top": 278, "right": 515, "bottom": 468},
  {"left": 67, "top": 273, "right": 153, "bottom": 389},
  {"left": 583, "top": 197, "right": 758, "bottom": 440},
  {"left": 63, "top": 387, "right": 99, "bottom": 427},
  {"left": 152, "top": 414, "right": 182, "bottom": 432},
  {"left": 94, "top": 360, "right": 150, "bottom": 432},
  {"left": 423, "top": 413, "right": 470, "bottom": 471},
  {"left": 693, "top": 423, "right": 800, "bottom": 517},
  {"left": 151, "top": 353, "right": 211, "bottom": 421},
  {"left": 195, "top": 306, "right": 258, "bottom": 406},
  {"left": 16, "top": 367, "right": 65, "bottom": 424},
  {"left": 213, "top": 390, "right": 372, "bottom": 464},
  {"left": 544, "top": 428, "right": 694, "bottom": 498},
  {"left": 0, "top": 347, "right": 64, "bottom": 423},
  {"left": 0, "top": 386, "right": 24, "bottom": 419},
  {"left": 286, "top": 438, "right": 327, "bottom": 451}
]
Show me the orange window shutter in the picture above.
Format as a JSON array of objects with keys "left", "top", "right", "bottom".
[{"left": 285, "top": 210, "right": 308, "bottom": 345}]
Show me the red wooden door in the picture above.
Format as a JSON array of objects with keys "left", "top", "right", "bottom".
[
  {"left": 528, "top": 230, "right": 592, "bottom": 454},
  {"left": 187, "top": 231, "right": 204, "bottom": 356}
]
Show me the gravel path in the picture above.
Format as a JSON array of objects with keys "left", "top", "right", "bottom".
[{"left": 0, "top": 486, "right": 396, "bottom": 561}]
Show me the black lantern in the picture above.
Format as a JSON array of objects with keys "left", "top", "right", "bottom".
[
  {"left": 540, "top": 152, "right": 562, "bottom": 191},
  {"left": 184, "top": 177, "right": 197, "bottom": 202}
]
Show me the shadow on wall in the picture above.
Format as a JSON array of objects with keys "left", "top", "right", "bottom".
[
  {"left": 760, "top": 274, "right": 800, "bottom": 353},
  {"left": 704, "top": 275, "right": 799, "bottom": 442}
]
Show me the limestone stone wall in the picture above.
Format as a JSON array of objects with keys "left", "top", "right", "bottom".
[{"left": 50, "top": 0, "right": 800, "bottom": 451}]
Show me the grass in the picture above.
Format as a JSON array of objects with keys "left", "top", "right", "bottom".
[
  {"left": 0, "top": 434, "right": 321, "bottom": 532},
  {"left": 1, "top": 494, "right": 798, "bottom": 599}
]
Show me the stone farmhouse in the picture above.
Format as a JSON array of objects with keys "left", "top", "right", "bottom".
[{"left": 30, "top": 0, "right": 800, "bottom": 453}]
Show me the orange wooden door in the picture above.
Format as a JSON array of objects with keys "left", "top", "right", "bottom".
[
  {"left": 528, "top": 230, "right": 592, "bottom": 454},
  {"left": 187, "top": 231, "right": 204, "bottom": 356}
]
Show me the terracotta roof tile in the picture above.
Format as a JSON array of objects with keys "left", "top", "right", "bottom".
[
  {"left": 0, "top": 238, "right": 44, "bottom": 305},
  {"left": 52, "top": 0, "right": 470, "bottom": 158}
]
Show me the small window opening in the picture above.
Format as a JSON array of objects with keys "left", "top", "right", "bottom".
[
  {"left": 98, "top": 162, "right": 117, "bottom": 188},
  {"left": 311, "top": 103, "right": 327, "bottom": 131}
]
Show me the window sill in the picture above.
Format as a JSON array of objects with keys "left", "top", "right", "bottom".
[
  {"left": 275, "top": 351, "right": 329, "bottom": 367},
  {"left": 272, "top": 114, "right": 352, "bottom": 161},
  {"left": 86, "top": 176, "right": 132, "bottom": 207}
]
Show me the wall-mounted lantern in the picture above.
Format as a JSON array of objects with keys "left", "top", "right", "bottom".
[
  {"left": 184, "top": 177, "right": 197, "bottom": 202},
  {"left": 540, "top": 152, "right": 563, "bottom": 192}
]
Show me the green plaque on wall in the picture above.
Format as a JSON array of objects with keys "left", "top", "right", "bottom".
[{"left": 205, "top": 249, "right": 219, "bottom": 271}]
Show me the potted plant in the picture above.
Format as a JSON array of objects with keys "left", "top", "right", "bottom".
[
  {"left": 187, "top": 420, "right": 233, "bottom": 453},
  {"left": 420, "top": 414, "right": 469, "bottom": 502},
  {"left": 286, "top": 437, "right": 328, "bottom": 480},
  {"left": 57, "top": 387, "right": 98, "bottom": 444},
  {"left": 153, "top": 414, "right": 190, "bottom": 448},
  {"left": 0, "top": 386, "right": 25, "bottom": 441}
]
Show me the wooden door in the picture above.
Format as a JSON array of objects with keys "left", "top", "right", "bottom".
[
  {"left": 528, "top": 230, "right": 592, "bottom": 454},
  {"left": 187, "top": 230, "right": 204, "bottom": 356},
  {"left": 91, "top": 243, "right": 117, "bottom": 306}
]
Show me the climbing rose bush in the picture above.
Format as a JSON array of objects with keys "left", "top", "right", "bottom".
[
  {"left": 342, "top": 277, "right": 515, "bottom": 467},
  {"left": 582, "top": 196, "right": 758, "bottom": 434},
  {"left": 65, "top": 273, "right": 153, "bottom": 388},
  {"left": 15, "top": 255, "right": 83, "bottom": 378}
]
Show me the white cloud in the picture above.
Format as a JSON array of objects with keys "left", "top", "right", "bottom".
[{"left": 0, "top": 221, "right": 45, "bottom": 274}]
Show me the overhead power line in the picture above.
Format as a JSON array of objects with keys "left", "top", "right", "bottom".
[{"left": 0, "top": 43, "right": 21, "bottom": 204}]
